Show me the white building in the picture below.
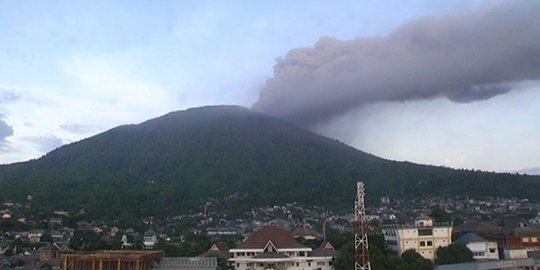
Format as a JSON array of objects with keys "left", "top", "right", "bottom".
[
  {"left": 381, "top": 216, "right": 453, "bottom": 261},
  {"left": 229, "top": 226, "right": 338, "bottom": 270},
  {"left": 455, "top": 232, "right": 499, "bottom": 260},
  {"left": 143, "top": 229, "right": 157, "bottom": 249}
]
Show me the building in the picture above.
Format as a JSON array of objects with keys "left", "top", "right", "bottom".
[
  {"left": 434, "top": 258, "right": 537, "bottom": 270},
  {"left": 455, "top": 233, "right": 499, "bottom": 260},
  {"left": 228, "top": 226, "right": 337, "bottom": 270},
  {"left": 143, "top": 229, "right": 157, "bottom": 249},
  {"left": 207, "top": 227, "right": 240, "bottom": 236},
  {"left": 205, "top": 242, "right": 230, "bottom": 258},
  {"left": 291, "top": 225, "right": 318, "bottom": 241},
  {"left": 159, "top": 257, "right": 218, "bottom": 270},
  {"left": 61, "top": 250, "right": 163, "bottom": 270},
  {"left": 381, "top": 216, "right": 453, "bottom": 261},
  {"left": 28, "top": 229, "right": 43, "bottom": 243}
]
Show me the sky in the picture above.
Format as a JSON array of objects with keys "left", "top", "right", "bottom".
[{"left": 0, "top": 0, "right": 538, "bottom": 174}]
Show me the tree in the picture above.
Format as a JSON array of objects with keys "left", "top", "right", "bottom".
[
  {"left": 384, "top": 256, "right": 408, "bottom": 270},
  {"left": 436, "top": 243, "right": 474, "bottom": 265},
  {"left": 333, "top": 242, "right": 354, "bottom": 270},
  {"left": 3, "top": 247, "right": 13, "bottom": 257},
  {"left": 40, "top": 233, "right": 53, "bottom": 243},
  {"left": 401, "top": 249, "right": 433, "bottom": 270},
  {"left": 369, "top": 245, "right": 387, "bottom": 270},
  {"left": 430, "top": 207, "right": 452, "bottom": 223}
]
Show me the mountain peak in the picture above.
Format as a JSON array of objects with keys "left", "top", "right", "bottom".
[{"left": 0, "top": 105, "right": 538, "bottom": 221}]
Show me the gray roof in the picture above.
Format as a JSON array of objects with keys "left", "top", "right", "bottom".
[
  {"left": 454, "top": 221, "right": 499, "bottom": 233},
  {"left": 455, "top": 233, "right": 488, "bottom": 244},
  {"left": 160, "top": 257, "right": 217, "bottom": 270}
]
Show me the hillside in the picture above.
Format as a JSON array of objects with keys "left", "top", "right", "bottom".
[{"left": 0, "top": 105, "right": 538, "bottom": 221}]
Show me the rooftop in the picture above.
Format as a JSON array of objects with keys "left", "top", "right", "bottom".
[{"left": 238, "top": 226, "right": 307, "bottom": 249}]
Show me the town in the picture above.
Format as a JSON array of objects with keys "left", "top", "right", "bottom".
[{"left": 1, "top": 190, "right": 540, "bottom": 269}]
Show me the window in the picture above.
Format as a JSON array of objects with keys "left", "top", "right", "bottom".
[
  {"left": 418, "top": 229, "right": 433, "bottom": 236},
  {"left": 386, "top": 240, "right": 397, "bottom": 246},
  {"left": 420, "top": 241, "right": 426, "bottom": 247},
  {"left": 489, "top": 248, "right": 496, "bottom": 253},
  {"left": 427, "top": 241, "right": 433, "bottom": 246}
]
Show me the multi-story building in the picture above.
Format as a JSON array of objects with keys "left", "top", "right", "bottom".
[
  {"left": 381, "top": 216, "right": 452, "bottom": 261},
  {"left": 455, "top": 232, "right": 499, "bottom": 260},
  {"left": 228, "top": 226, "right": 337, "bottom": 270}
]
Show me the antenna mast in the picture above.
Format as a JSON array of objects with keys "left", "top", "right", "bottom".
[{"left": 355, "top": 181, "right": 371, "bottom": 270}]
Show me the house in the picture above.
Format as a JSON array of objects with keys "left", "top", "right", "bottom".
[
  {"left": 455, "top": 233, "right": 499, "bottom": 260},
  {"left": 291, "top": 225, "right": 318, "bottom": 241},
  {"left": 228, "top": 226, "right": 336, "bottom": 270},
  {"left": 49, "top": 217, "right": 63, "bottom": 227},
  {"left": 205, "top": 242, "right": 230, "bottom": 258},
  {"left": 0, "top": 258, "right": 12, "bottom": 268},
  {"left": 495, "top": 219, "right": 540, "bottom": 259},
  {"left": 143, "top": 229, "right": 157, "bottom": 249},
  {"left": 121, "top": 234, "right": 132, "bottom": 248},
  {"left": 206, "top": 227, "right": 240, "bottom": 236},
  {"left": 50, "top": 230, "right": 65, "bottom": 243},
  {"left": 28, "top": 230, "right": 44, "bottom": 243},
  {"left": 76, "top": 221, "right": 92, "bottom": 231},
  {"left": 454, "top": 221, "right": 500, "bottom": 240},
  {"left": 381, "top": 215, "right": 453, "bottom": 261}
]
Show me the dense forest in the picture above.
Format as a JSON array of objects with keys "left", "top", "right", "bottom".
[{"left": 0, "top": 105, "right": 538, "bottom": 222}]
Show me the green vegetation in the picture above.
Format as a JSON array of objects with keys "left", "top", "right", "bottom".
[
  {"left": 0, "top": 106, "right": 539, "bottom": 222},
  {"left": 435, "top": 242, "right": 474, "bottom": 265},
  {"left": 333, "top": 233, "right": 434, "bottom": 270}
]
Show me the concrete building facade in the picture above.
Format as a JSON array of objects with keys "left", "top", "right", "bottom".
[
  {"left": 382, "top": 216, "right": 453, "bottom": 261},
  {"left": 228, "top": 227, "right": 337, "bottom": 270}
]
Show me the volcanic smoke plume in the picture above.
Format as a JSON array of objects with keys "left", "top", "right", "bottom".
[{"left": 252, "top": 1, "right": 540, "bottom": 126}]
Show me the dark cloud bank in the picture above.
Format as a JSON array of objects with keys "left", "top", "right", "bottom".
[{"left": 252, "top": 2, "right": 540, "bottom": 125}]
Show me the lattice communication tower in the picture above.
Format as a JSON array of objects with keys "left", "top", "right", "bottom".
[{"left": 355, "top": 181, "right": 371, "bottom": 270}]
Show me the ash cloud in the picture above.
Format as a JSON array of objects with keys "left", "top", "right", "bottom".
[{"left": 252, "top": 2, "right": 540, "bottom": 125}]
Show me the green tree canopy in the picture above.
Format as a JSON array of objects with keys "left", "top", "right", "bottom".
[
  {"left": 436, "top": 242, "right": 474, "bottom": 265},
  {"left": 401, "top": 249, "right": 434, "bottom": 270}
]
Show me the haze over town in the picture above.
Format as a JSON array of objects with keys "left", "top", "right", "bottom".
[{"left": 1, "top": 0, "right": 539, "bottom": 174}]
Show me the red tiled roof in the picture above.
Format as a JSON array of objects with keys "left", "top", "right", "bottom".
[
  {"left": 239, "top": 227, "right": 307, "bottom": 249},
  {"left": 311, "top": 241, "right": 340, "bottom": 257},
  {"left": 291, "top": 225, "right": 317, "bottom": 237}
]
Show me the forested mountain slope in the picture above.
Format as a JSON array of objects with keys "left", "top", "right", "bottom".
[{"left": 0, "top": 106, "right": 537, "bottom": 221}]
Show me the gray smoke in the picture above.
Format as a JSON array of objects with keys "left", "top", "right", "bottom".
[{"left": 252, "top": 2, "right": 540, "bottom": 125}]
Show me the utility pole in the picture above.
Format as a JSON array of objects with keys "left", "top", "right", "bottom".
[{"left": 355, "top": 181, "right": 371, "bottom": 270}]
